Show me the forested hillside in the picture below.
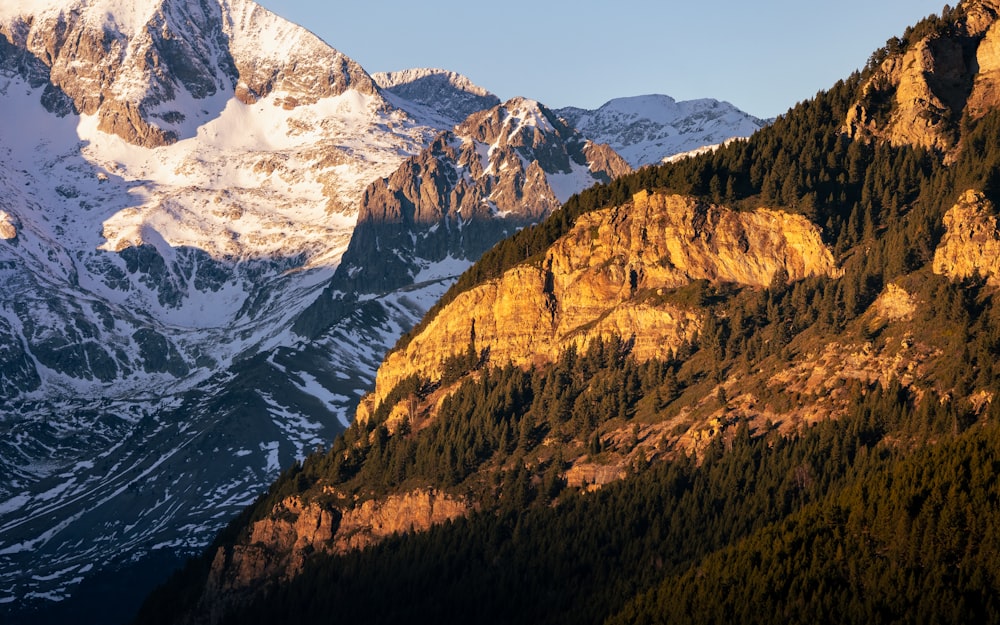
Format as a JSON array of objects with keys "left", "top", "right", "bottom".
[{"left": 137, "top": 3, "right": 1000, "bottom": 623}]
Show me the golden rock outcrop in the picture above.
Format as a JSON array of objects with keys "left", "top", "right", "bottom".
[
  {"left": 334, "top": 489, "right": 468, "bottom": 552},
  {"left": 968, "top": 9, "right": 1000, "bottom": 118},
  {"left": 360, "top": 191, "right": 841, "bottom": 421},
  {"left": 846, "top": 37, "right": 968, "bottom": 155},
  {"left": 0, "top": 211, "right": 18, "bottom": 240},
  {"left": 203, "top": 489, "right": 465, "bottom": 613},
  {"left": 205, "top": 497, "right": 337, "bottom": 599},
  {"left": 846, "top": 1, "right": 1000, "bottom": 157},
  {"left": 933, "top": 189, "right": 1000, "bottom": 285}
]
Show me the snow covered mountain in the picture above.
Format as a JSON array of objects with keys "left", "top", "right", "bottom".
[
  {"left": 0, "top": 2, "right": 770, "bottom": 619},
  {"left": 556, "top": 95, "right": 767, "bottom": 168},
  {"left": 374, "top": 68, "right": 501, "bottom": 128},
  {"left": 0, "top": 0, "right": 446, "bottom": 613}
]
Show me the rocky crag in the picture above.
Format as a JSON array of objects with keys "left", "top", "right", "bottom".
[{"left": 846, "top": 0, "right": 1000, "bottom": 158}]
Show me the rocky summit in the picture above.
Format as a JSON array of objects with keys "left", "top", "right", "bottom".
[{"left": 332, "top": 97, "right": 632, "bottom": 298}]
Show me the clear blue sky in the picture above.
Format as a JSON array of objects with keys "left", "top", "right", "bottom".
[{"left": 256, "top": 1, "right": 948, "bottom": 119}]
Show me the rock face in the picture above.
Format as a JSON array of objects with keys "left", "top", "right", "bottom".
[
  {"left": 334, "top": 489, "right": 468, "bottom": 552},
  {"left": 872, "top": 282, "right": 918, "bottom": 322},
  {"left": 0, "top": 210, "right": 17, "bottom": 240},
  {"left": 360, "top": 190, "right": 841, "bottom": 420},
  {"left": 933, "top": 189, "right": 1000, "bottom": 285},
  {"left": 0, "top": 0, "right": 380, "bottom": 147},
  {"left": 846, "top": 0, "right": 1000, "bottom": 157},
  {"left": 203, "top": 489, "right": 465, "bottom": 613},
  {"left": 214, "top": 497, "right": 339, "bottom": 590}
]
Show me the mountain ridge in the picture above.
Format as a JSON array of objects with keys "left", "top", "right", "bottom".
[
  {"left": 373, "top": 68, "right": 501, "bottom": 127},
  {"left": 139, "top": 3, "right": 1000, "bottom": 623},
  {"left": 557, "top": 94, "right": 767, "bottom": 168}
]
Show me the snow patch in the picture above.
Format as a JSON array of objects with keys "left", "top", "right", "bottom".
[{"left": 261, "top": 441, "right": 280, "bottom": 473}]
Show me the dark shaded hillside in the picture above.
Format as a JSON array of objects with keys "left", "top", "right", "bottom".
[
  {"left": 145, "top": 384, "right": 1000, "bottom": 625},
  {"left": 610, "top": 416, "right": 1000, "bottom": 625}
]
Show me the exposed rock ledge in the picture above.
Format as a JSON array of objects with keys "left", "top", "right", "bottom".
[
  {"left": 845, "top": 1, "right": 1000, "bottom": 159},
  {"left": 0, "top": 210, "right": 18, "bottom": 240},
  {"left": 359, "top": 190, "right": 842, "bottom": 422},
  {"left": 933, "top": 189, "right": 1000, "bottom": 286},
  {"left": 201, "top": 489, "right": 466, "bottom": 614},
  {"left": 334, "top": 489, "right": 468, "bottom": 552}
]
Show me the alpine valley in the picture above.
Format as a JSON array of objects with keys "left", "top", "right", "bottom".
[
  {"left": 0, "top": 0, "right": 767, "bottom": 622},
  {"left": 135, "top": 1, "right": 1000, "bottom": 624}
]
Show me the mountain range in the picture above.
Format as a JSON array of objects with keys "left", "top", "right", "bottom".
[
  {"left": 0, "top": 0, "right": 766, "bottom": 620},
  {"left": 132, "top": 1, "right": 1000, "bottom": 623}
]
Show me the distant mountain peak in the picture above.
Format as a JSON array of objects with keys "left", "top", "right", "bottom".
[
  {"left": 320, "top": 97, "right": 630, "bottom": 301},
  {"left": 373, "top": 68, "right": 495, "bottom": 98},
  {"left": 457, "top": 97, "right": 563, "bottom": 148},
  {"left": 374, "top": 67, "right": 499, "bottom": 128},
  {"left": 557, "top": 95, "right": 766, "bottom": 167}
]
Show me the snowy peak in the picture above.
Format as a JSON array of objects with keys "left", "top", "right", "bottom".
[
  {"left": 374, "top": 68, "right": 499, "bottom": 127},
  {"left": 221, "top": 0, "right": 380, "bottom": 105},
  {"left": 456, "top": 97, "right": 582, "bottom": 174},
  {"left": 375, "top": 68, "right": 494, "bottom": 98},
  {"left": 460, "top": 96, "right": 558, "bottom": 142},
  {"left": 0, "top": 0, "right": 383, "bottom": 147},
  {"left": 556, "top": 94, "right": 767, "bottom": 167}
]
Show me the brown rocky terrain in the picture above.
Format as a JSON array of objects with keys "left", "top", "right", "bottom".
[{"left": 199, "top": 489, "right": 465, "bottom": 621}]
